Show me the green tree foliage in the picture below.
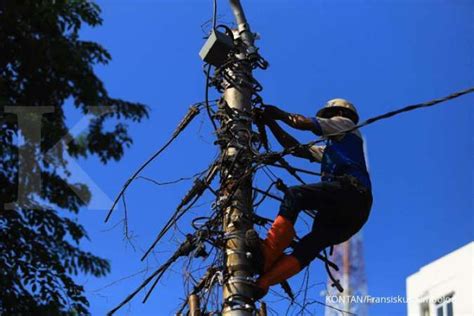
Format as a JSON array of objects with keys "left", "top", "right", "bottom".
[{"left": 0, "top": 1, "right": 149, "bottom": 314}]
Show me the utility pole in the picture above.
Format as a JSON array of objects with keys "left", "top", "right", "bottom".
[{"left": 219, "top": 1, "right": 259, "bottom": 315}]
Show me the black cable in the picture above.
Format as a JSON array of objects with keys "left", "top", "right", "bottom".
[
  {"left": 141, "top": 261, "right": 174, "bottom": 303},
  {"left": 140, "top": 194, "right": 200, "bottom": 262},
  {"left": 204, "top": 0, "right": 219, "bottom": 131},
  {"left": 353, "top": 86, "right": 474, "bottom": 133},
  {"left": 323, "top": 248, "right": 343, "bottom": 293},
  {"left": 205, "top": 64, "right": 218, "bottom": 131},
  {"left": 108, "top": 254, "right": 177, "bottom": 315},
  {"left": 264, "top": 165, "right": 278, "bottom": 181},
  {"left": 109, "top": 233, "right": 206, "bottom": 314},
  {"left": 267, "top": 162, "right": 321, "bottom": 177},
  {"left": 253, "top": 184, "right": 316, "bottom": 220},
  {"left": 277, "top": 157, "right": 306, "bottom": 184},
  {"left": 105, "top": 105, "right": 201, "bottom": 223},
  {"left": 212, "top": 0, "right": 217, "bottom": 29},
  {"left": 253, "top": 182, "right": 277, "bottom": 207},
  {"left": 137, "top": 170, "right": 205, "bottom": 187},
  {"left": 261, "top": 166, "right": 277, "bottom": 183},
  {"left": 216, "top": 24, "right": 233, "bottom": 37},
  {"left": 192, "top": 216, "right": 212, "bottom": 230},
  {"left": 140, "top": 159, "right": 220, "bottom": 261},
  {"left": 253, "top": 185, "right": 278, "bottom": 202},
  {"left": 175, "top": 266, "right": 219, "bottom": 315}
]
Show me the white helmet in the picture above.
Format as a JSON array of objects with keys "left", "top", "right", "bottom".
[{"left": 316, "top": 98, "right": 359, "bottom": 124}]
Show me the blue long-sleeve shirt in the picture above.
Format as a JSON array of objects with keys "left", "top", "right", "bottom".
[{"left": 308, "top": 116, "right": 372, "bottom": 190}]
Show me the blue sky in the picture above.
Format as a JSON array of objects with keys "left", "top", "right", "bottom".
[{"left": 72, "top": 1, "right": 473, "bottom": 315}]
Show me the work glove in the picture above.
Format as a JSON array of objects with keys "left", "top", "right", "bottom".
[
  {"left": 252, "top": 107, "right": 265, "bottom": 122},
  {"left": 262, "top": 104, "right": 286, "bottom": 121},
  {"left": 252, "top": 107, "right": 272, "bottom": 125},
  {"left": 258, "top": 151, "right": 282, "bottom": 164}
]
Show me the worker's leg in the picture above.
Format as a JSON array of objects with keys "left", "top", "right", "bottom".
[
  {"left": 257, "top": 186, "right": 372, "bottom": 296},
  {"left": 256, "top": 254, "right": 301, "bottom": 297},
  {"left": 261, "top": 182, "right": 343, "bottom": 272},
  {"left": 256, "top": 216, "right": 367, "bottom": 297},
  {"left": 278, "top": 182, "right": 343, "bottom": 224},
  {"left": 291, "top": 187, "right": 372, "bottom": 268},
  {"left": 256, "top": 213, "right": 330, "bottom": 296},
  {"left": 260, "top": 215, "right": 295, "bottom": 272}
]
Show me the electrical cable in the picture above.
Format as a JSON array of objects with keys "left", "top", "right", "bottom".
[
  {"left": 253, "top": 181, "right": 277, "bottom": 208},
  {"left": 205, "top": 64, "right": 218, "bottom": 131},
  {"left": 267, "top": 162, "right": 321, "bottom": 177},
  {"left": 105, "top": 104, "right": 202, "bottom": 223},
  {"left": 108, "top": 245, "right": 186, "bottom": 315},
  {"left": 136, "top": 170, "right": 206, "bottom": 187},
  {"left": 212, "top": 0, "right": 217, "bottom": 29},
  {"left": 139, "top": 158, "right": 221, "bottom": 261},
  {"left": 140, "top": 194, "right": 200, "bottom": 262},
  {"left": 204, "top": 0, "right": 219, "bottom": 131}
]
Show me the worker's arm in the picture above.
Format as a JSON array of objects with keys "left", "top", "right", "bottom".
[
  {"left": 263, "top": 105, "right": 318, "bottom": 133},
  {"left": 263, "top": 105, "right": 359, "bottom": 137},
  {"left": 312, "top": 116, "right": 359, "bottom": 137},
  {"left": 266, "top": 120, "right": 317, "bottom": 162}
]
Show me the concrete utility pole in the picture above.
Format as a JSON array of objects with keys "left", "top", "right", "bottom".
[{"left": 220, "top": 1, "right": 259, "bottom": 315}]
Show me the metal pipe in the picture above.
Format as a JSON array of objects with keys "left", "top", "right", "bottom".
[
  {"left": 229, "top": 0, "right": 248, "bottom": 26},
  {"left": 229, "top": 0, "right": 256, "bottom": 55}
]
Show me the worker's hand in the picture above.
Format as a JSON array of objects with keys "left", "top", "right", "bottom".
[
  {"left": 253, "top": 107, "right": 271, "bottom": 125},
  {"left": 253, "top": 107, "right": 264, "bottom": 120},
  {"left": 262, "top": 104, "right": 286, "bottom": 121},
  {"left": 259, "top": 151, "right": 282, "bottom": 164}
]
